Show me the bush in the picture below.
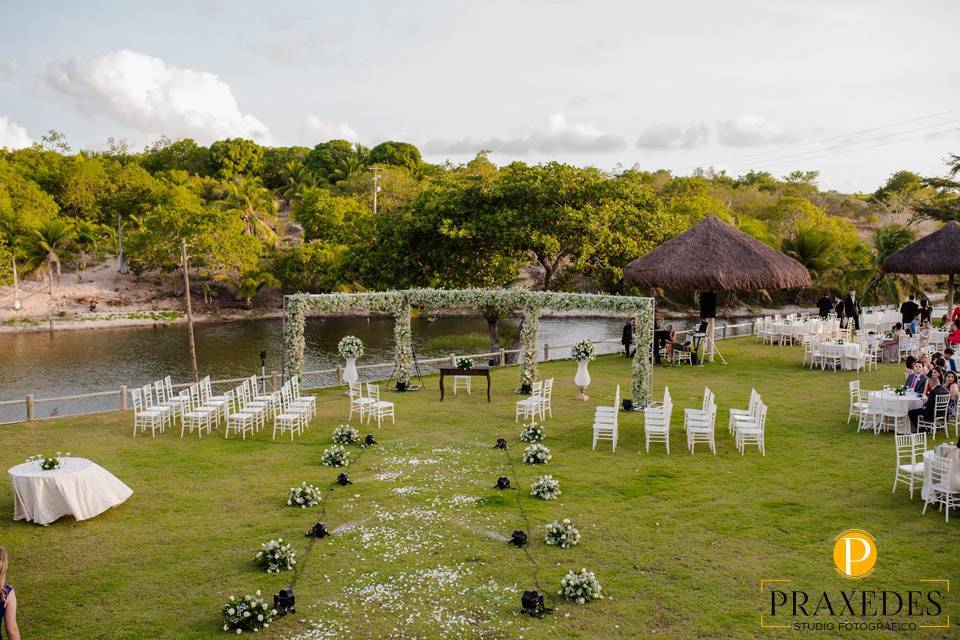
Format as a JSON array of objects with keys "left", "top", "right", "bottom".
[
  {"left": 519, "top": 423, "right": 544, "bottom": 443},
  {"left": 322, "top": 445, "right": 351, "bottom": 467},
  {"left": 544, "top": 519, "right": 581, "bottom": 548},
  {"left": 559, "top": 568, "right": 603, "bottom": 604},
  {"left": 522, "top": 443, "right": 551, "bottom": 465},
  {"left": 255, "top": 538, "right": 296, "bottom": 573},
  {"left": 332, "top": 424, "right": 360, "bottom": 445},
  {"left": 530, "top": 475, "right": 561, "bottom": 500},
  {"left": 221, "top": 591, "right": 276, "bottom": 634},
  {"left": 287, "top": 482, "right": 322, "bottom": 508}
]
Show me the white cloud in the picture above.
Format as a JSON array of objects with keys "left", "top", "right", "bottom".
[
  {"left": 424, "top": 112, "right": 626, "bottom": 155},
  {"left": 636, "top": 123, "right": 711, "bottom": 150},
  {"left": 298, "top": 116, "right": 359, "bottom": 144},
  {"left": 715, "top": 114, "right": 797, "bottom": 147},
  {"left": 0, "top": 116, "right": 32, "bottom": 149},
  {"left": 42, "top": 49, "right": 270, "bottom": 144}
]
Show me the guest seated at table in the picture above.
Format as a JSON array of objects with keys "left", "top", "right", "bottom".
[
  {"left": 919, "top": 354, "right": 932, "bottom": 374},
  {"left": 909, "top": 367, "right": 949, "bottom": 432},
  {"left": 945, "top": 348, "right": 958, "bottom": 372},
  {"left": 906, "top": 361, "right": 927, "bottom": 394},
  {"left": 944, "top": 371, "right": 960, "bottom": 418},
  {"left": 904, "top": 355, "right": 917, "bottom": 380},
  {"left": 880, "top": 323, "right": 906, "bottom": 363},
  {"left": 663, "top": 325, "right": 691, "bottom": 363},
  {"left": 920, "top": 319, "right": 932, "bottom": 333},
  {"left": 925, "top": 365, "right": 945, "bottom": 396},
  {"left": 948, "top": 319, "right": 960, "bottom": 347},
  {"left": 936, "top": 357, "right": 948, "bottom": 371}
]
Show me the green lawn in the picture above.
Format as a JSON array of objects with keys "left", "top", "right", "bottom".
[{"left": 1, "top": 337, "right": 957, "bottom": 639}]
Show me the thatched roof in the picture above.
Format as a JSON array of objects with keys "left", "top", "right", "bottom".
[
  {"left": 623, "top": 215, "right": 812, "bottom": 291},
  {"left": 883, "top": 221, "right": 960, "bottom": 275}
]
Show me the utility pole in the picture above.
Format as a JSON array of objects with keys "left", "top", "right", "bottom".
[
  {"left": 372, "top": 169, "right": 381, "bottom": 214},
  {"left": 12, "top": 257, "right": 21, "bottom": 311},
  {"left": 117, "top": 214, "right": 126, "bottom": 274},
  {"left": 181, "top": 239, "right": 199, "bottom": 382}
]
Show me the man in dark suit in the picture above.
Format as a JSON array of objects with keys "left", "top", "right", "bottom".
[
  {"left": 843, "top": 289, "right": 861, "bottom": 330},
  {"left": 816, "top": 293, "right": 833, "bottom": 319},
  {"left": 622, "top": 318, "right": 636, "bottom": 358},
  {"left": 905, "top": 362, "right": 927, "bottom": 394},
  {"left": 900, "top": 294, "right": 920, "bottom": 335}
]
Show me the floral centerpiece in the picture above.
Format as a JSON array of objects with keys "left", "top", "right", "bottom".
[
  {"left": 530, "top": 475, "right": 561, "bottom": 499},
  {"left": 221, "top": 591, "right": 276, "bottom": 634},
  {"left": 332, "top": 424, "right": 360, "bottom": 445},
  {"left": 544, "top": 519, "right": 581, "bottom": 548},
  {"left": 559, "top": 568, "right": 603, "bottom": 604},
  {"left": 519, "top": 422, "right": 544, "bottom": 443},
  {"left": 894, "top": 384, "right": 908, "bottom": 396},
  {"left": 25, "top": 452, "right": 69, "bottom": 470},
  {"left": 255, "top": 538, "right": 296, "bottom": 573},
  {"left": 322, "top": 445, "right": 351, "bottom": 467},
  {"left": 338, "top": 336, "right": 364, "bottom": 386},
  {"left": 570, "top": 340, "right": 596, "bottom": 362},
  {"left": 287, "top": 482, "right": 322, "bottom": 508},
  {"left": 522, "top": 443, "right": 552, "bottom": 465},
  {"left": 456, "top": 356, "right": 474, "bottom": 370}
]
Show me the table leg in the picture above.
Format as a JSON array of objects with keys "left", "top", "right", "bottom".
[
  {"left": 440, "top": 374, "right": 445, "bottom": 402},
  {"left": 486, "top": 373, "right": 491, "bottom": 403}
]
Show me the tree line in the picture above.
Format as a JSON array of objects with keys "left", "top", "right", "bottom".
[{"left": 1, "top": 131, "right": 958, "bottom": 309}]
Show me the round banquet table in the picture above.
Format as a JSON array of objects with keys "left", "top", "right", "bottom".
[
  {"left": 8, "top": 457, "right": 133, "bottom": 526},
  {"left": 922, "top": 448, "right": 960, "bottom": 501},
  {"left": 821, "top": 341, "right": 861, "bottom": 370},
  {"left": 867, "top": 390, "right": 924, "bottom": 422}
]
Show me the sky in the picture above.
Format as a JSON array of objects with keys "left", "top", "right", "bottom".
[{"left": 1, "top": 0, "right": 958, "bottom": 192}]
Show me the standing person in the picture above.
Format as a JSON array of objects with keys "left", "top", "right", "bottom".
[
  {"left": 843, "top": 290, "right": 861, "bottom": 330},
  {"left": 900, "top": 294, "right": 920, "bottom": 335},
  {"left": 835, "top": 295, "right": 846, "bottom": 326},
  {"left": 817, "top": 292, "right": 834, "bottom": 319},
  {"left": 919, "top": 299, "right": 932, "bottom": 326},
  {"left": 621, "top": 317, "right": 636, "bottom": 358},
  {"left": 0, "top": 547, "right": 20, "bottom": 640}
]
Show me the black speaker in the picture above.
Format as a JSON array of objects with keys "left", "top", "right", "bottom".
[{"left": 700, "top": 292, "right": 717, "bottom": 318}]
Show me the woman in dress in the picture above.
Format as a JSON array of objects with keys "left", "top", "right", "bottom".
[
  {"left": 0, "top": 547, "right": 20, "bottom": 640},
  {"left": 880, "top": 323, "right": 906, "bottom": 363},
  {"left": 924, "top": 366, "right": 944, "bottom": 397},
  {"left": 944, "top": 371, "right": 960, "bottom": 420}
]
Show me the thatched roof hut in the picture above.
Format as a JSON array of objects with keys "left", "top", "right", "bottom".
[
  {"left": 883, "top": 220, "right": 960, "bottom": 310},
  {"left": 623, "top": 215, "right": 812, "bottom": 292}
]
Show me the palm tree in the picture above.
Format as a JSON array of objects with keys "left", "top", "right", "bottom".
[
  {"left": 279, "top": 161, "right": 316, "bottom": 204},
  {"left": 236, "top": 267, "right": 278, "bottom": 308},
  {"left": 223, "top": 177, "right": 282, "bottom": 245},
  {"left": 73, "top": 220, "right": 113, "bottom": 279},
  {"left": 781, "top": 227, "right": 840, "bottom": 284},
  {"left": 23, "top": 219, "right": 75, "bottom": 294},
  {"left": 843, "top": 224, "right": 917, "bottom": 305}
]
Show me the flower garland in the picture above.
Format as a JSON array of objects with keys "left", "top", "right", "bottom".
[
  {"left": 332, "top": 424, "right": 360, "bottom": 445},
  {"left": 570, "top": 340, "right": 596, "bottom": 362},
  {"left": 530, "top": 474, "right": 561, "bottom": 500},
  {"left": 522, "top": 443, "right": 551, "bottom": 464},
  {"left": 519, "top": 422, "right": 544, "bottom": 443},
  {"left": 255, "top": 538, "right": 296, "bottom": 573},
  {"left": 222, "top": 591, "right": 276, "bottom": 634},
  {"left": 25, "top": 452, "right": 69, "bottom": 470},
  {"left": 559, "top": 568, "right": 603, "bottom": 604},
  {"left": 337, "top": 335, "right": 364, "bottom": 359},
  {"left": 322, "top": 445, "right": 351, "bottom": 467},
  {"left": 282, "top": 289, "right": 654, "bottom": 405},
  {"left": 287, "top": 482, "right": 322, "bottom": 508},
  {"left": 544, "top": 519, "right": 581, "bottom": 548}
]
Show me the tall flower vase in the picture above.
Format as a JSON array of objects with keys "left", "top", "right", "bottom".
[
  {"left": 343, "top": 357, "right": 359, "bottom": 386},
  {"left": 574, "top": 359, "right": 591, "bottom": 401}
]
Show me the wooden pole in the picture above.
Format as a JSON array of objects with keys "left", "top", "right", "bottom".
[
  {"left": 181, "top": 240, "right": 199, "bottom": 383},
  {"left": 12, "top": 257, "right": 21, "bottom": 311},
  {"left": 948, "top": 273, "right": 955, "bottom": 316}
]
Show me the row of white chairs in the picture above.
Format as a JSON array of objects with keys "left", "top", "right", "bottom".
[
  {"left": 347, "top": 381, "right": 395, "bottom": 428},
  {"left": 515, "top": 379, "right": 554, "bottom": 422}
]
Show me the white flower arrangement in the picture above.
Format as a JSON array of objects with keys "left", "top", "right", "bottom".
[
  {"left": 559, "top": 568, "right": 603, "bottom": 604},
  {"left": 530, "top": 475, "right": 561, "bottom": 500},
  {"left": 332, "top": 424, "right": 360, "bottom": 445},
  {"left": 570, "top": 340, "right": 596, "bottom": 362},
  {"left": 283, "top": 290, "right": 653, "bottom": 401},
  {"left": 25, "top": 452, "right": 69, "bottom": 470},
  {"left": 519, "top": 422, "right": 544, "bottom": 443},
  {"left": 522, "top": 443, "right": 551, "bottom": 465},
  {"left": 544, "top": 518, "right": 581, "bottom": 548},
  {"left": 221, "top": 590, "right": 276, "bottom": 634},
  {"left": 287, "top": 481, "right": 322, "bottom": 508},
  {"left": 337, "top": 335, "right": 365, "bottom": 359},
  {"left": 322, "top": 445, "right": 351, "bottom": 467},
  {"left": 255, "top": 538, "right": 296, "bottom": 573},
  {"left": 456, "top": 356, "right": 474, "bottom": 370}
]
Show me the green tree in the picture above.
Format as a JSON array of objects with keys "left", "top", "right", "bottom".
[
  {"left": 293, "top": 187, "right": 368, "bottom": 244},
  {"left": 844, "top": 224, "right": 917, "bottom": 305},
  {"left": 23, "top": 218, "right": 75, "bottom": 294},
  {"left": 260, "top": 146, "right": 309, "bottom": 189},
  {"left": 278, "top": 161, "right": 317, "bottom": 204},
  {"left": 274, "top": 241, "right": 350, "bottom": 293},
  {"left": 0, "top": 158, "right": 59, "bottom": 246},
  {"left": 303, "top": 140, "right": 360, "bottom": 181},
  {"left": 141, "top": 137, "right": 212, "bottom": 175},
  {"left": 220, "top": 177, "right": 281, "bottom": 245},
  {"left": 367, "top": 141, "right": 422, "bottom": 172},
  {"left": 209, "top": 138, "right": 264, "bottom": 178},
  {"left": 914, "top": 156, "right": 960, "bottom": 222}
]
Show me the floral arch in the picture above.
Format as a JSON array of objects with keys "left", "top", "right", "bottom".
[{"left": 282, "top": 289, "right": 654, "bottom": 404}]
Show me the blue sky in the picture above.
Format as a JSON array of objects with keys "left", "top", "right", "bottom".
[{"left": 1, "top": 0, "right": 958, "bottom": 191}]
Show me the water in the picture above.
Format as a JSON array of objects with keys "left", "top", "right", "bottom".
[{"left": 0, "top": 315, "right": 636, "bottom": 401}]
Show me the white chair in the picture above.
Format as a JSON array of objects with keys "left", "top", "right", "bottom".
[
  {"left": 686, "top": 397, "right": 717, "bottom": 454},
  {"left": 290, "top": 375, "right": 316, "bottom": 419},
  {"left": 226, "top": 389, "right": 257, "bottom": 439},
  {"left": 273, "top": 386, "right": 305, "bottom": 440},
  {"left": 142, "top": 383, "right": 174, "bottom": 429},
  {"left": 366, "top": 383, "right": 395, "bottom": 428},
  {"left": 182, "top": 385, "right": 216, "bottom": 438},
  {"left": 820, "top": 343, "right": 842, "bottom": 371},
  {"left": 538, "top": 378, "right": 554, "bottom": 420},
  {"left": 735, "top": 402, "right": 767, "bottom": 455},
  {"left": 897, "top": 336, "right": 914, "bottom": 363},
  {"left": 847, "top": 381, "right": 868, "bottom": 425},
  {"left": 729, "top": 388, "right": 759, "bottom": 434},
  {"left": 881, "top": 396, "right": 910, "bottom": 435},
  {"left": 922, "top": 455, "right": 959, "bottom": 522},
  {"left": 644, "top": 388, "right": 672, "bottom": 453},
  {"left": 235, "top": 382, "right": 268, "bottom": 432},
  {"left": 683, "top": 388, "right": 713, "bottom": 431},
  {"left": 595, "top": 385, "right": 621, "bottom": 418},
  {"left": 131, "top": 387, "right": 165, "bottom": 437},
  {"left": 348, "top": 381, "right": 372, "bottom": 422},
  {"left": 857, "top": 392, "right": 884, "bottom": 435},
  {"left": 453, "top": 375, "right": 472, "bottom": 395},
  {"left": 918, "top": 394, "right": 950, "bottom": 440},
  {"left": 515, "top": 381, "right": 544, "bottom": 422},
  {"left": 592, "top": 385, "right": 620, "bottom": 451},
  {"left": 893, "top": 432, "right": 926, "bottom": 499}
]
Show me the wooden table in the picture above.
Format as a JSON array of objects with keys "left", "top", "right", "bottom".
[{"left": 439, "top": 367, "right": 491, "bottom": 402}]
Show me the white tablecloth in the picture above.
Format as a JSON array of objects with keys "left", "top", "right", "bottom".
[
  {"left": 772, "top": 320, "right": 822, "bottom": 339},
  {"left": 9, "top": 457, "right": 133, "bottom": 525},
  {"left": 821, "top": 341, "right": 861, "bottom": 370},
  {"left": 922, "top": 448, "right": 960, "bottom": 501},
  {"left": 867, "top": 390, "right": 924, "bottom": 420},
  {"left": 927, "top": 329, "right": 949, "bottom": 347}
]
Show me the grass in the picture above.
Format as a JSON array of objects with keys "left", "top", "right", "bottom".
[
  {"left": 1, "top": 337, "right": 958, "bottom": 639},
  {"left": 422, "top": 332, "right": 495, "bottom": 354}
]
